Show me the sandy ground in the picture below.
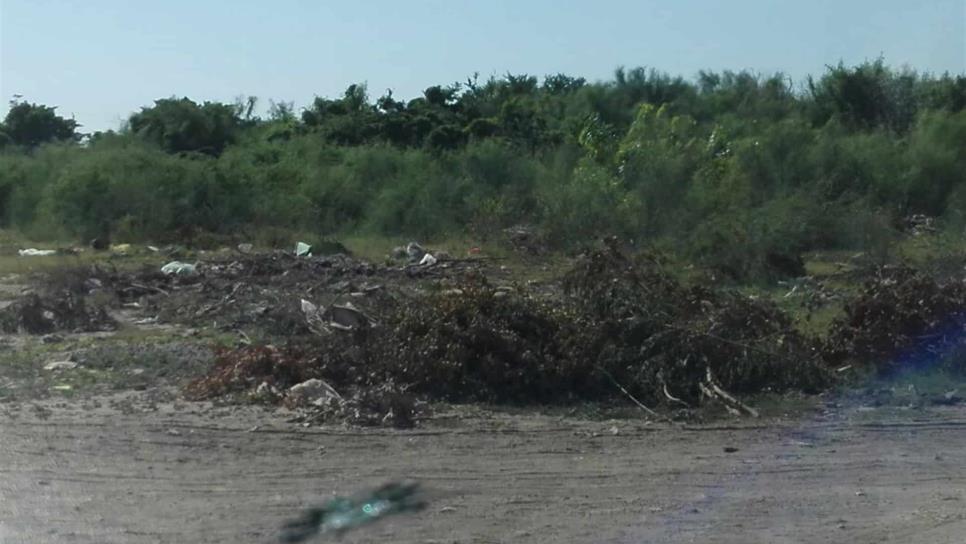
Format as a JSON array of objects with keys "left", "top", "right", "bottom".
[{"left": 1, "top": 396, "right": 964, "bottom": 544}]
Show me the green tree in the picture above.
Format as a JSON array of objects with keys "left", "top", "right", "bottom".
[
  {"left": 128, "top": 98, "right": 241, "bottom": 155},
  {"left": 2, "top": 100, "right": 79, "bottom": 148}
]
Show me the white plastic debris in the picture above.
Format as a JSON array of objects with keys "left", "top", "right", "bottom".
[
  {"left": 419, "top": 253, "right": 438, "bottom": 266},
  {"left": 406, "top": 242, "right": 426, "bottom": 262},
  {"left": 300, "top": 299, "right": 319, "bottom": 315},
  {"left": 237, "top": 243, "right": 254, "bottom": 254},
  {"left": 147, "top": 246, "right": 160, "bottom": 252},
  {"left": 295, "top": 242, "right": 312, "bottom": 257},
  {"left": 160, "top": 261, "right": 197, "bottom": 276},
  {"left": 288, "top": 378, "right": 342, "bottom": 407},
  {"left": 301, "top": 298, "right": 375, "bottom": 333},
  {"left": 18, "top": 248, "right": 56, "bottom": 257},
  {"left": 43, "top": 361, "right": 78, "bottom": 371}
]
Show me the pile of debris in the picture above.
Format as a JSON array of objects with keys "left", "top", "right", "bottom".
[
  {"left": 185, "top": 345, "right": 419, "bottom": 427},
  {"left": 0, "top": 269, "right": 117, "bottom": 334},
  {"left": 823, "top": 266, "right": 966, "bottom": 374},
  {"left": 184, "top": 241, "right": 829, "bottom": 424},
  {"left": 560, "top": 240, "right": 827, "bottom": 406}
]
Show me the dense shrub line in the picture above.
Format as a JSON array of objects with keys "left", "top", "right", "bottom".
[{"left": 2, "top": 60, "right": 965, "bottom": 280}]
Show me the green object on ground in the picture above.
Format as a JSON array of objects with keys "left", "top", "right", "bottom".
[{"left": 279, "top": 481, "right": 426, "bottom": 542}]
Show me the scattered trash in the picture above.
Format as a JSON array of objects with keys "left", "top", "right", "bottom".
[
  {"left": 254, "top": 382, "right": 278, "bottom": 398},
  {"left": 418, "top": 253, "right": 438, "bottom": 267},
  {"left": 287, "top": 378, "right": 342, "bottom": 407},
  {"left": 43, "top": 360, "right": 78, "bottom": 371},
  {"left": 406, "top": 242, "right": 425, "bottom": 262},
  {"left": 279, "top": 481, "right": 426, "bottom": 542},
  {"left": 0, "top": 292, "right": 117, "bottom": 335},
  {"left": 237, "top": 243, "right": 254, "bottom": 254},
  {"left": 147, "top": 245, "right": 160, "bottom": 252},
  {"left": 160, "top": 261, "right": 197, "bottom": 276},
  {"left": 51, "top": 384, "right": 72, "bottom": 391},
  {"left": 468, "top": 246, "right": 482, "bottom": 255},
  {"left": 328, "top": 303, "right": 375, "bottom": 331},
  {"left": 301, "top": 299, "right": 376, "bottom": 333},
  {"left": 18, "top": 248, "right": 57, "bottom": 257},
  {"left": 110, "top": 243, "right": 132, "bottom": 254},
  {"left": 166, "top": 428, "right": 182, "bottom": 436},
  {"left": 295, "top": 242, "right": 312, "bottom": 257}
]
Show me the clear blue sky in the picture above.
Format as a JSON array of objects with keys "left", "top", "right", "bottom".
[{"left": 1, "top": 0, "right": 964, "bottom": 132}]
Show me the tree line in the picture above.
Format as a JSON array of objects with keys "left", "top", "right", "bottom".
[{"left": 2, "top": 59, "right": 965, "bottom": 280}]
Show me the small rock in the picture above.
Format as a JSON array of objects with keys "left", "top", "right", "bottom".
[
  {"left": 608, "top": 425, "right": 620, "bottom": 436},
  {"left": 41, "top": 334, "right": 64, "bottom": 345},
  {"left": 237, "top": 243, "right": 254, "bottom": 254},
  {"left": 723, "top": 446, "right": 739, "bottom": 453}
]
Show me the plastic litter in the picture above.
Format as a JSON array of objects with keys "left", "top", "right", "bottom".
[
  {"left": 18, "top": 248, "right": 57, "bottom": 257},
  {"left": 237, "top": 243, "right": 254, "bottom": 254},
  {"left": 418, "top": 253, "right": 438, "bottom": 266},
  {"left": 301, "top": 299, "right": 376, "bottom": 333},
  {"left": 406, "top": 242, "right": 425, "bottom": 262},
  {"left": 43, "top": 360, "right": 78, "bottom": 371},
  {"left": 295, "top": 242, "right": 312, "bottom": 257},
  {"left": 160, "top": 261, "right": 197, "bottom": 276},
  {"left": 279, "top": 481, "right": 426, "bottom": 542},
  {"left": 287, "top": 378, "right": 342, "bottom": 407}
]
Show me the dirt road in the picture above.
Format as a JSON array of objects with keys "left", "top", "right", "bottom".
[{"left": 1, "top": 396, "right": 964, "bottom": 544}]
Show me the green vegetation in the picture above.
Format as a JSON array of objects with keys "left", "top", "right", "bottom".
[{"left": 2, "top": 59, "right": 966, "bottom": 280}]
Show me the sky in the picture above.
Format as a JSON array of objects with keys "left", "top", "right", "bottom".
[{"left": 0, "top": 0, "right": 964, "bottom": 132}]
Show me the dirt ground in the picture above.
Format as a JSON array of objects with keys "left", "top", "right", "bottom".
[
  {"left": 2, "top": 248, "right": 965, "bottom": 543},
  {"left": 1, "top": 394, "right": 964, "bottom": 544}
]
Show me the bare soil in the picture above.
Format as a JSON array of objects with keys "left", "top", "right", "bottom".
[
  {"left": 1, "top": 395, "right": 964, "bottom": 544},
  {"left": 2, "top": 249, "right": 965, "bottom": 543}
]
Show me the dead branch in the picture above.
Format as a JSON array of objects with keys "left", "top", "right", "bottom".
[
  {"left": 596, "top": 366, "right": 674, "bottom": 424},
  {"left": 702, "top": 367, "right": 760, "bottom": 418}
]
